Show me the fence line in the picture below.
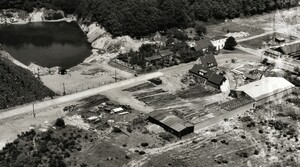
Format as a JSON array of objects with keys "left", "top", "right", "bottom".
[{"left": 60, "top": 78, "right": 126, "bottom": 96}]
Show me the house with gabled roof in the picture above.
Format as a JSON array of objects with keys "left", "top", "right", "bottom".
[
  {"left": 189, "top": 64, "right": 214, "bottom": 80},
  {"left": 152, "top": 31, "right": 167, "bottom": 47},
  {"left": 196, "top": 54, "right": 218, "bottom": 69},
  {"left": 148, "top": 110, "right": 194, "bottom": 137},
  {"left": 189, "top": 64, "right": 226, "bottom": 90},
  {"left": 145, "top": 49, "right": 173, "bottom": 66},
  {"left": 207, "top": 73, "right": 227, "bottom": 89},
  {"left": 210, "top": 35, "right": 227, "bottom": 50},
  {"left": 274, "top": 43, "right": 300, "bottom": 58},
  {"left": 191, "top": 37, "right": 213, "bottom": 53}
]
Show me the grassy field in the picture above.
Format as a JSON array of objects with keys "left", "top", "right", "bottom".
[{"left": 206, "top": 22, "right": 265, "bottom": 38}]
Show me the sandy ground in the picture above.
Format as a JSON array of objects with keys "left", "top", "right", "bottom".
[
  {"left": 233, "top": 7, "right": 300, "bottom": 36},
  {"left": 0, "top": 103, "right": 67, "bottom": 149},
  {"left": 0, "top": 71, "right": 163, "bottom": 150},
  {"left": 0, "top": 9, "right": 76, "bottom": 25},
  {"left": 40, "top": 54, "right": 134, "bottom": 95}
]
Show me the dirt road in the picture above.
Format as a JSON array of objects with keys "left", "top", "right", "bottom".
[
  {"left": 237, "top": 23, "right": 300, "bottom": 43},
  {"left": 236, "top": 45, "right": 298, "bottom": 72}
]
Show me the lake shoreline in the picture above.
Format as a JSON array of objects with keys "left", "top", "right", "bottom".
[{"left": 0, "top": 9, "right": 95, "bottom": 72}]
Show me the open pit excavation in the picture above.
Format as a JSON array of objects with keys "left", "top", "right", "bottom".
[{"left": 1, "top": 1, "right": 300, "bottom": 167}]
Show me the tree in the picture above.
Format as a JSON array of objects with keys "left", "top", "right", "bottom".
[
  {"left": 195, "top": 22, "right": 207, "bottom": 36},
  {"left": 224, "top": 36, "right": 237, "bottom": 50},
  {"left": 55, "top": 118, "right": 65, "bottom": 128},
  {"left": 294, "top": 66, "right": 300, "bottom": 75},
  {"left": 262, "top": 58, "right": 268, "bottom": 65}
]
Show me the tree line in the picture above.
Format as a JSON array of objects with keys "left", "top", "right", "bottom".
[
  {"left": 0, "top": 57, "right": 55, "bottom": 109},
  {"left": 0, "top": 0, "right": 299, "bottom": 37}
]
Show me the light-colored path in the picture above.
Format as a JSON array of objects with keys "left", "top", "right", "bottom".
[
  {"left": 0, "top": 71, "right": 163, "bottom": 120},
  {"left": 237, "top": 23, "right": 300, "bottom": 43}
]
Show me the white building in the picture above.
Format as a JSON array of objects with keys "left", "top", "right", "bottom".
[
  {"left": 232, "top": 77, "right": 295, "bottom": 105},
  {"left": 211, "top": 36, "right": 227, "bottom": 50}
]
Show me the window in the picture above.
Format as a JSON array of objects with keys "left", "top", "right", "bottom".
[
  {"left": 199, "top": 71, "right": 205, "bottom": 76},
  {"left": 208, "top": 62, "right": 214, "bottom": 67}
]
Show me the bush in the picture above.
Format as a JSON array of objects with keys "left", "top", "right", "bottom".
[
  {"left": 125, "top": 155, "right": 131, "bottom": 159},
  {"left": 141, "top": 143, "right": 149, "bottom": 147},
  {"left": 112, "top": 126, "right": 122, "bottom": 133},
  {"left": 55, "top": 118, "right": 65, "bottom": 128},
  {"left": 195, "top": 22, "right": 207, "bottom": 36},
  {"left": 159, "top": 132, "right": 174, "bottom": 141},
  {"left": 139, "top": 151, "right": 145, "bottom": 155},
  {"left": 224, "top": 37, "right": 237, "bottom": 50},
  {"left": 240, "top": 116, "right": 253, "bottom": 122},
  {"left": 211, "top": 139, "right": 218, "bottom": 142}
]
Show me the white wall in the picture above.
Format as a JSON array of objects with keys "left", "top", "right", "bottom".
[{"left": 211, "top": 39, "right": 226, "bottom": 50}]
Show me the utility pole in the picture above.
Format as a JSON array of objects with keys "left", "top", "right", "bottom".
[
  {"left": 37, "top": 68, "right": 40, "bottom": 79},
  {"left": 33, "top": 104, "right": 36, "bottom": 118},
  {"left": 115, "top": 70, "right": 117, "bottom": 82},
  {"left": 63, "top": 83, "right": 66, "bottom": 96}
]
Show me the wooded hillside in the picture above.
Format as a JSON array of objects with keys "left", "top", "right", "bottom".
[
  {"left": 0, "top": 56, "right": 55, "bottom": 109},
  {"left": 0, "top": 0, "right": 299, "bottom": 37}
]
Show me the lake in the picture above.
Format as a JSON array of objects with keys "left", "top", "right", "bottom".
[{"left": 0, "top": 22, "right": 92, "bottom": 68}]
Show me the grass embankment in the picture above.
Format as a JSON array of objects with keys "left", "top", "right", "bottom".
[{"left": 0, "top": 56, "right": 55, "bottom": 109}]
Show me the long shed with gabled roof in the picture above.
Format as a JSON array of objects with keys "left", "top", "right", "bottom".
[{"left": 148, "top": 110, "right": 194, "bottom": 137}]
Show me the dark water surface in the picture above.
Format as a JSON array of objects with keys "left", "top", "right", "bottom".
[{"left": 0, "top": 22, "right": 92, "bottom": 68}]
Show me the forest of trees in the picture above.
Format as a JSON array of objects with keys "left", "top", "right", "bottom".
[
  {"left": 0, "top": 0, "right": 299, "bottom": 37},
  {"left": 117, "top": 42, "right": 205, "bottom": 72},
  {"left": 0, "top": 57, "right": 55, "bottom": 109}
]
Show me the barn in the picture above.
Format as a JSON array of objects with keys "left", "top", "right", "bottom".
[
  {"left": 230, "top": 77, "right": 295, "bottom": 106},
  {"left": 148, "top": 110, "right": 194, "bottom": 137}
]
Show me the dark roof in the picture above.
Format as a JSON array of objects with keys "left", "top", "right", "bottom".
[
  {"left": 145, "top": 49, "right": 173, "bottom": 62},
  {"left": 159, "top": 49, "right": 172, "bottom": 57},
  {"left": 153, "top": 32, "right": 167, "bottom": 42},
  {"left": 244, "top": 69, "right": 263, "bottom": 80},
  {"left": 193, "top": 37, "right": 213, "bottom": 52},
  {"left": 265, "top": 49, "right": 282, "bottom": 56},
  {"left": 276, "top": 43, "right": 300, "bottom": 55},
  {"left": 161, "top": 36, "right": 168, "bottom": 42},
  {"left": 199, "top": 54, "right": 217, "bottom": 68},
  {"left": 189, "top": 64, "right": 226, "bottom": 88},
  {"left": 189, "top": 64, "right": 214, "bottom": 79},
  {"left": 275, "top": 37, "right": 285, "bottom": 42},
  {"left": 210, "top": 35, "right": 227, "bottom": 40},
  {"left": 145, "top": 55, "right": 161, "bottom": 61},
  {"left": 149, "top": 110, "right": 193, "bottom": 132},
  {"left": 208, "top": 73, "right": 226, "bottom": 86}
]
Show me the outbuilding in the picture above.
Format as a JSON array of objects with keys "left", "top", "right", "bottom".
[
  {"left": 148, "top": 110, "right": 194, "bottom": 137},
  {"left": 230, "top": 77, "right": 295, "bottom": 106}
]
